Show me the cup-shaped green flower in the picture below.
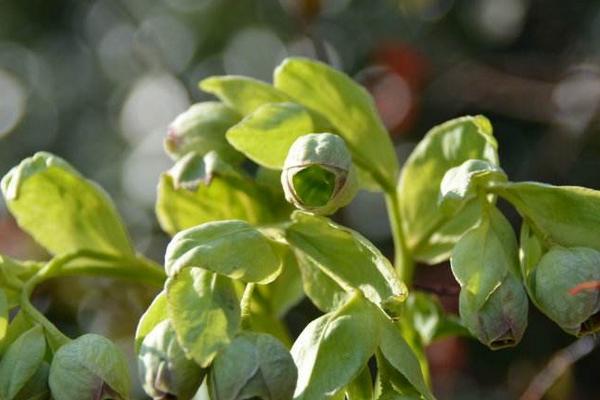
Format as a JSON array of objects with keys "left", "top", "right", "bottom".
[
  {"left": 138, "top": 320, "right": 205, "bottom": 400},
  {"left": 532, "top": 246, "right": 600, "bottom": 336},
  {"left": 208, "top": 332, "right": 297, "bottom": 400},
  {"left": 164, "top": 102, "right": 242, "bottom": 164},
  {"left": 48, "top": 334, "right": 130, "bottom": 400},
  {"left": 281, "top": 133, "right": 358, "bottom": 215},
  {"left": 459, "top": 273, "right": 528, "bottom": 349}
]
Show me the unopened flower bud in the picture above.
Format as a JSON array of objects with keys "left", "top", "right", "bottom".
[
  {"left": 459, "top": 273, "right": 528, "bottom": 349},
  {"left": 281, "top": 133, "right": 358, "bottom": 215},
  {"left": 165, "top": 102, "right": 243, "bottom": 164},
  {"left": 138, "top": 320, "right": 205, "bottom": 399},
  {"left": 532, "top": 246, "right": 600, "bottom": 336}
]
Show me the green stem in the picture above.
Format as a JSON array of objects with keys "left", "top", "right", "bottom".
[
  {"left": 384, "top": 192, "right": 414, "bottom": 285},
  {"left": 240, "top": 282, "right": 256, "bottom": 328},
  {"left": 19, "top": 250, "right": 166, "bottom": 350}
]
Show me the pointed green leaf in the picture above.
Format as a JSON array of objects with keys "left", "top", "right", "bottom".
[
  {"left": 378, "top": 319, "right": 434, "bottom": 400},
  {"left": 226, "top": 102, "right": 315, "bottom": 169},
  {"left": 165, "top": 220, "right": 282, "bottom": 283},
  {"left": 200, "top": 75, "right": 291, "bottom": 115},
  {"left": 156, "top": 152, "right": 275, "bottom": 236},
  {"left": 286, "top": 212, "right": 407, "bottom": 307},
  {"left": 49, "top": 334, "right": 130, "bottom": 400},
  {"left": 166, "top": 267, "right": 240, "bottom": 367},
  {"left": 1, "top": 152, "right": 133, "bottom": 255},
  {"left": 274, "top": 57, "right": 399, "bottom": 189},
  {"left": 292, "top": 291, "right": 382, "bottom": 399},
  {"left": 494, "top": 182, "right": 600, "bottom": 251},
  {"left": 134, "top": 290, "right": 167, "bottom": 353},
  {"left": 346, "top": 366, "right": 374, "bottom": 400},
  {"left": 0, "top": 325, "right": 46, "bottom": 400},
  {"left": 13, "top": 361, "right": 49, "bottom": 400},
  {"left": 398, "top": 116, "right": 498, "bottom": 264}
]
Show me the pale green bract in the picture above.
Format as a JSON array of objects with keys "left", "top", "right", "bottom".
[
  {"left": 134, "top": 290, "right": 168, "bottom": 352},
  {"left": 0, "top": 152, "right": 133, "bottom": 256},
  {"left": 164, "top": 219, "right": 282, "bottom": 283},
  {"left": 493, "top": 182, "right": 600, "bottom": 251},
  {"left": 398, "top": 116, "right": 498, "bottom": 264},
  {"left": 274, "top": 57, "right": 399, "bottom": 190},
  {"left": 166, "top": 267, "right": 240, "bottom": 368},
  {"left": 226, "top": 102, "right": 315, "bottom": 169},
  {"left": 291, "top": 291, "right": 381, "bottom": 399},
  {"left": 156, "top": 151, "right": 274, "bottom": 236},
  {"left": 286, "top": 211, "right": 407, "bottom": 308}
]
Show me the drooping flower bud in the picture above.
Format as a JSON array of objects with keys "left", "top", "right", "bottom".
[
  {"left": 164, "top": 102, "right": 243, "bottom": 164},
  {"left": 459, "top": 273, "right": 528, "bottom": 349},
  {"left": 208, "top": 332, "right": 297, "bottom": 400},
  {"left": 531, "top": 246, "right": 600, "bottom": 336},
  {"left": 48, "top": 334, "right": 130, "bottom": 400},
  {"left": 138, "top": 320, "right": 205, "bottom": 399},
  {"left": 281, "top": 133, "right": 358, "bottom": 215}
]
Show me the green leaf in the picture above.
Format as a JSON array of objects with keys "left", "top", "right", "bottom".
[
  {"left": 378, "top": 319, "right": 434, "bottom": 400},
  {"left": 226, "top": 102, "right": 315, "bottom": 169},
  {"left": 200, "top": 75, "right": 291, "bottom": 115},
  {"left": 346, "top": 366, "right": 374, "bottom": 400},
  {"left": 375, "top": 351, "right": 424, "bottom": 400},
  {"left": 286, "top": 212, "right": 407, "bottom": 307},
  {"left": 295, "top": 250, "right": 348, "bottom": 312},
  {"left": 166, "top": 267, "right": 240, "bottom": 367},
  {"left": 164, "top": 101, "right": 243, "bottom": 163},
  {"left": 256, "top": 247, "right": 305, "bottom": 318},
  {"left": 291, "top": 291, "right": 382, "bottom": 399},
  {"left": 0, "top": 312, "right": 33, "bottom": 356},
  {"left": 134, "top": 290, "right": 167, "bottom": 353},
  {"left": 0, "top": 325, "right": 46, "bottom": 400},
  {"left": 274, "top": 57, "right": 399, "bottom": 189},
  {"left": 450, "top": 207, "right": 517, "bottom": 309},
  {"left": 208, "top": 332, "right": 297, "bottom": 400},
  {"left": 401, "top": 292, "right": 468, "bottom": 346},
  {"left": 0, "top": 289, "right": 7, "bottom": 343},
  {"left": 494, "top": 182, "right": 600, "bottom": 251},
  {"left": 156, "top": 152, "right": 274, "bottom": 236},
  {"left": 49, "top": 334, "right": 130, "bottom": 400},
  {"left": 165, "top": 219, "right": 282, "bottom": 283},
  {"left": 398, "top": 115, "right": 499, "bottom": 264},
  {"left": 1, "top": 152, "right": 133, "bottom": 256},
  {"left": 439, "top": 159, "right": 506, "bottom": 214},
  {"left": 13, "top": 362, "right": 49, "bottom": 400},
  {"left": 519, "top": 222, "right": 545, "bottom": 288}
]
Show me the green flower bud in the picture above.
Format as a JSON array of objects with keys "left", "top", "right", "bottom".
[
  {"left": 532, "top": 246, "right": 600, "bottom": 336},
  {"left": 459, "top": 273, "right": 528, "bottom": 349},
  {"left": 49, "top": 334, "right": 130, "bottom": 400},
  {"left": 208, "top": 332, "right": 297, "bottom": 400},
  {"left": 281, "top": 133, "right": 358, "bottom": 215},
  {"left": 165, "top": 102, "right": 243, "bottom": 164},
  {"left": 138, "top": 320, "right": 205, "bottom": 399}
]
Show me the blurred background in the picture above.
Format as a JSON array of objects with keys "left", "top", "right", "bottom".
[{"left": 1, "top": 0, "right": 600, "bottom": 398}]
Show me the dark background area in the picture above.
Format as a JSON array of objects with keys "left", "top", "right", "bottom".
[{"left": 1, "top": 0, "right": 599, "bottom": 398}]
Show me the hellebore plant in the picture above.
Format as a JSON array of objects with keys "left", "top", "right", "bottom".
[{"left": 0, "top": 57, "right": 599, "bottom": 399}]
